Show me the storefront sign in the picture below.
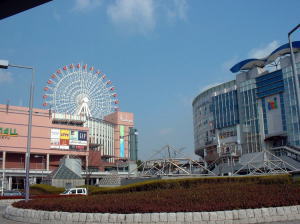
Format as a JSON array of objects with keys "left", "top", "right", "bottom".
[
  {"left": 267, "top": 97, "right": 278, "bottom": 110},
  {"left": 78, "top": 131, "right": 87, "bottom": 141},
  {"left": 0, "top": 127, "right": 18, "bottom": 136}
]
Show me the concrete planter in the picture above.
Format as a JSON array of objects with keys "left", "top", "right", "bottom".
[
  {"left": 0, "top": 199, "right": 22, "bottom": 206},
  {"left": 4, "top": 204, "right": 300, "bottom": 223}
]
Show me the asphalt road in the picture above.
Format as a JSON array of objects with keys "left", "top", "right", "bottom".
[
  {"left": 0, "top": 205, "right": 23, "bottom": 224},
  {"left": 0, "top": 204, "right": 299, "bottom": 224}
]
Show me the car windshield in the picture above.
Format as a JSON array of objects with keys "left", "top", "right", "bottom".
[{"left": 62, "top": 190, "right": 69, "bottom": 194}]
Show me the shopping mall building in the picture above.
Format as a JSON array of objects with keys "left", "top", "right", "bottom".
[
  {"left": 0, "top": 104, "right": 137, "bottom": 189},
  {"left": 192, "top": 41, "right": 300, "bottom": 166}
]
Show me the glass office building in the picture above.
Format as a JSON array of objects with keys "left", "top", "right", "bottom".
[{"left": 193, "top": 41, "right": 300, "bottom": 163}]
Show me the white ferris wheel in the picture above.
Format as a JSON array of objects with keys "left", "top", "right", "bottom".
[{"left": 42, "top": 63, "right": 119, "bottom": 119}]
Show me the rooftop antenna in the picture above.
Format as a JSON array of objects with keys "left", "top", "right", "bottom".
[{"left": 6, "top": 99, "right": 9, "bottom": 113}]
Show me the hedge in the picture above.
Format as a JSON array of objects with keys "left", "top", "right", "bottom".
[
  {"left": 91, "top": 174, "right": 292, "bottom": 195},
  {"left": 30, "top": 184, "right": 64, "bottom": 195}
]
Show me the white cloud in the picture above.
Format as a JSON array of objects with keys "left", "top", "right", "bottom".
[
  {"left": 107, "top": 0, "right": 155, "bottom": 34},
  {"left": 0, "top": 70, "right": 13, "bottom": 84},
  {"left": 73, "top": 0, "right": 102, "bottom": 12},
  {"left": 248, "top": 40, "right": 280, "bottom": 59},
  {"left": 166, "top": 0, "right": 188, "bottom": 23},
  {"left": 159, "top": 128, "right": 173, "bottom": 136},
  {"left": 107, "top": 0, "right": 188, "bottom": 34}
]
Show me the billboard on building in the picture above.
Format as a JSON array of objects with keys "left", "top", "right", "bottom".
[
  {"left": 264, "top": 94, "right": 283, "bottom": 135},
  {"left": 50, "top": 129, "right": 87, "bottom": 150},
  {"left": 59, "top": 129, "right": 70, "bottom": 149},
  {"left": 120, "top": 125, "right": 125, "bottom": 157},
  {"left": 50, "top": 129, "right": 60, "bottom": 149},
  {"left": 70, "top": 130, "right": 79, "bottom": 145},
  {"left": 70, "top": 130, "right": 87, "bottom": 146},
  {"left": 78, "top": 131, "right": 87, "bottom": 142}
]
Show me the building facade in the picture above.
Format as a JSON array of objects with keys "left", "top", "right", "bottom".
[
  {"left": 0, "top": 104, "right": 136, "bottom": 190},
  {"left": 193, "top": 41, "right": 300, "bottom": 163}
]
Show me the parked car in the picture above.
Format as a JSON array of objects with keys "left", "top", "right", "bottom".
[
  {"left": 60, "top": 188, "right": 87, "bottom": 196},
  {"left": 3, "top": 190, "right": 24, "bottom": 196}
]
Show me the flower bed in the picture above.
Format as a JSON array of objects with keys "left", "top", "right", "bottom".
[{"left": 13, "top": 181, "right": 300, "bottom": 213}]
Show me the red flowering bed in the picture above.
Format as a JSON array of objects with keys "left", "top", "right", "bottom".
[{"left": 13, "top": 182, "right": 300, "bottom": 213}]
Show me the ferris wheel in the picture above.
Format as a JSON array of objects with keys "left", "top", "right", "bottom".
[{"left": 42, "top": 63, "right": 119, "bottom": 119}]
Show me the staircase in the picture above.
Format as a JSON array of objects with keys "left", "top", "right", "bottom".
[{"left": 270, "top": 145, "right": 300, "bottom": 170}]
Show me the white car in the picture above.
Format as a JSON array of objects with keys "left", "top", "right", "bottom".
[{"left": 60, "top": 188, "right": 87, "bottom": 196}]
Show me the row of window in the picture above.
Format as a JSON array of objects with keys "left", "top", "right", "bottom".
[{"left": 212, "top": 90, "right": 239, "bottom": 129}]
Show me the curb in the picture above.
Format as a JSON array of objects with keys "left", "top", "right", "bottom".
[
  {"left": 0, "top": 199, "right": 22, "bottom": 206},
  {"left": 4, "top": 204, "right": 300, "bottom": 224}
]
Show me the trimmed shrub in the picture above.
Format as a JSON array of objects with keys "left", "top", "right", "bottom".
[
  {"left": 91, "top": 174, "right": 292, "bottom": 195},
  {"left": 30, "top": 184, "right": 64, "bottom": 195},
  {"left": 77, "top": 185, "right": 101, "bottom": 194}
]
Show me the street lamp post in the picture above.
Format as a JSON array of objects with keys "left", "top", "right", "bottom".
[
  {"left": 288, "top": 24, "right": 300, "bottom": 115},
  {"left": 0, "top": 60, "right": 35, "bottom": 202},
  {"left": 0, "top": 157, "right": 4, "bottom": 196}
]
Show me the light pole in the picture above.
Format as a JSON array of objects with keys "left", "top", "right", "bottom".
[
  {"left": 0, "top": 60, "right": 35, "bottom": 202},
  {"left": 34, "top": 155, "right": 44, "bottom": 182},
  {"left": 0, "top": 157, "right": 4, "bottom": 196},
  {"left": 288, "top": 24, "right": 300, "bottom": 116}
]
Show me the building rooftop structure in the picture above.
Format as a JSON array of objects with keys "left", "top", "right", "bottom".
[
  {"left": 230, "top": 41, "right": 300, "bottom": 73},
  {"left": 0, "top": 0, "right": 52, "bottom": 20}
]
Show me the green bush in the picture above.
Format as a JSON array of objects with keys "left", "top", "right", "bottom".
[
  {"left": 30, "top": 184, "right": 64, "bottom": 195},
  {"left": 77, "top": 185, "right": 102, "bottom": 194},
  {"left": 257, "top": 174, "right": 292, "bottom": 185},
  {"left": 91, "top": 174, "right": 292, "bottom": 195}
]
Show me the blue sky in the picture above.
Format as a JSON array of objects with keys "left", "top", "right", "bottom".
[{"left": 0, "top": 0, "right": 299, "bottom": 160}]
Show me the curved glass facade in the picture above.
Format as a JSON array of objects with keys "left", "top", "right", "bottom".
[
  {"left": 192, "top": 81, "right": 239, "bottom": 161},
  {"left": 193, "top": 50, "right": 300, "bottom": 162}
]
